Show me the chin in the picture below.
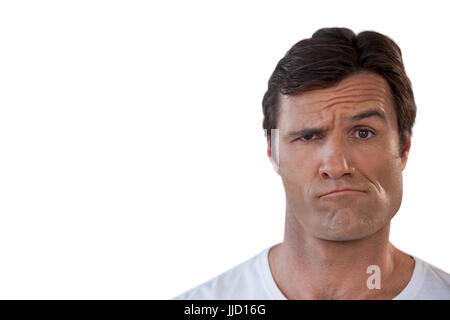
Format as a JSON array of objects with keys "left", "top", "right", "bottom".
[
  {"left": 314, "top": 208, "right": 389, "bottom": 241},
  {"left": 316, "top": 218, "right": 383, "bottom": 241},
  {"left": 318, "top": 230, "right": 373, "bottom": 242}
]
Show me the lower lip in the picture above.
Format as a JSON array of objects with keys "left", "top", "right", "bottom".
[{"left": 321, "top": 190, "right": 365, "bottom": 198}]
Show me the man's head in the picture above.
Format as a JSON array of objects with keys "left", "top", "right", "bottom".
[{"left": 262, "top": 28, "right": 416, "bottom": 241}]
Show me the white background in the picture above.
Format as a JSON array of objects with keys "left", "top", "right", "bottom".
[{"left": 0, "top": 1, "right": 448, "bottom": 299}]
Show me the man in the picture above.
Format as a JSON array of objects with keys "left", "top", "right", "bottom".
[{"left": 173, "top": 27, "right": 450, "bottom": 299}]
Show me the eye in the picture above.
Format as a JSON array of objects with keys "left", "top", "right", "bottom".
[
  {"left": 354, "top": 128, "right": 374, "bottom": 139},
  {"left": 299, "top": 134, "right": 317, "bottom": 142}
]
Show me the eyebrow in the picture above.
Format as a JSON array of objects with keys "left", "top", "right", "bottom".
[
  {"left": 286, "top": 109, "right": 386, "bottom": 140},
  {"left": 345, "top": 109, "right": 386, "bottom": 122}
]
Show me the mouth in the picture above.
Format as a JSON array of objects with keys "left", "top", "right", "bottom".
[{"left": 320, "top": 189, "right": 366, "bottom": 198}]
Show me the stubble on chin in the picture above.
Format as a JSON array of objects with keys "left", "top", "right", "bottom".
[{"left": 314, "top": 207, "right": 385, "bottom": 241}]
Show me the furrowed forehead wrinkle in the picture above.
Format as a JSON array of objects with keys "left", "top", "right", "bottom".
[
  {"left": 321, "top": 99, "right": 387, "bottom": 112},
  {"left": 279, "top": 74, "right": 393, "bottom": 121},
  {"left": 324, "top": 92, "right": 386, "bottom": 104},
  {"left": 328, "top": 80, "right": 388, "bottom": 94},
  {"left": 283, "top": 98, "right": 387, "bottom": 117},
  {"left": 305, "top": 88, "right": 389, "bottom": 108},
  {"left": 284, "top": 85, "right": 390, "bottom": 110},
  {"left": 328, "top": 84, "right": 389, "bottom": 96}
]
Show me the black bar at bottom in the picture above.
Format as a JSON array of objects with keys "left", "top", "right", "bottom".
[{"left": 0, "top": 300, "right": 447, "bottom": 318}]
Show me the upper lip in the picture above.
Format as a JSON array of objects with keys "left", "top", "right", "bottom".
[{"left": 320, "top": 188, "right": 365, "bottom": 197}]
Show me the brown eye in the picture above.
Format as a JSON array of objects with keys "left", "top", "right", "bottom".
[{"left": 355, "top": 129, "right": 373, "bottom": 139}]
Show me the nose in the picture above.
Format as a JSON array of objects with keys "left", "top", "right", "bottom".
[{"left": 319, "top": 138, "right": 355, "bottom": 180}]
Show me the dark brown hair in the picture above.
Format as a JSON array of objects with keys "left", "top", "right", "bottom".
[{"left": 262, "top": 27, "right": 416, "bottom": 157}]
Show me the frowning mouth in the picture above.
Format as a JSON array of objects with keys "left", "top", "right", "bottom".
[{"left": 320, "top": 189, "right": 366, "bottom": 198}]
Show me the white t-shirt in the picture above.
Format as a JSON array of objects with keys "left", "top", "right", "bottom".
[{"left": 173, "top": 245, "right": 450, "bottom": 300}]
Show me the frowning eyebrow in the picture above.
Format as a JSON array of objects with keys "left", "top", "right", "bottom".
[
  {"left": 345, "top": 109, "right": 386, "bottom": 122},
  {"left": 286, "top": 108, "right": 386, "bottom": 140}
]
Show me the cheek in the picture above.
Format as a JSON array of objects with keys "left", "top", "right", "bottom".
[
  {"left": 280, "top": 152, "right": 317, "bottom": 200},
  {"left": 366, "top": 155, "right": 404, "bottom": 212},
  {"left": 280, "top": 161, "right": 310, "bottom": 190}
]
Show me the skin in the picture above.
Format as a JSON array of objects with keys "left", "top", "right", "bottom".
[{"left": 266, "top": 71, "right": 415, "bottom": 299}]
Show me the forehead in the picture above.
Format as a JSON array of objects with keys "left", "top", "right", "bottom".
[{"left": 278, "top": 72, "right": 396, "bottom": 128}]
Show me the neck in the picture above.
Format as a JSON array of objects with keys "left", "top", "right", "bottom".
[{"left": 269, "top": 210, "right": 412, "bottom": 299}]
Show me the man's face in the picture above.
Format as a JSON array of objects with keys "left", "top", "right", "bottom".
[{"left": 271, "top": 72, "right": 410, "bottom": 241}]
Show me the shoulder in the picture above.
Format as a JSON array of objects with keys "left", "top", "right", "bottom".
[
  {"left": 418, "top": 258, "right": 450, "bottom": 299},
  {"left": 407, "top": 256, "right": 450, "bottom": 300},
  {"left": 172, "top": 246, "right": 273, "bottom": 300}
]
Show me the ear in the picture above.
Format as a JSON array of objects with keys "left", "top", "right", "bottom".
[
  {"left": 401, "top": 132, "right": 411, "bottom": 171},
  {"left": 267, "top": 134, "right": 280, "bottom": 175}
]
